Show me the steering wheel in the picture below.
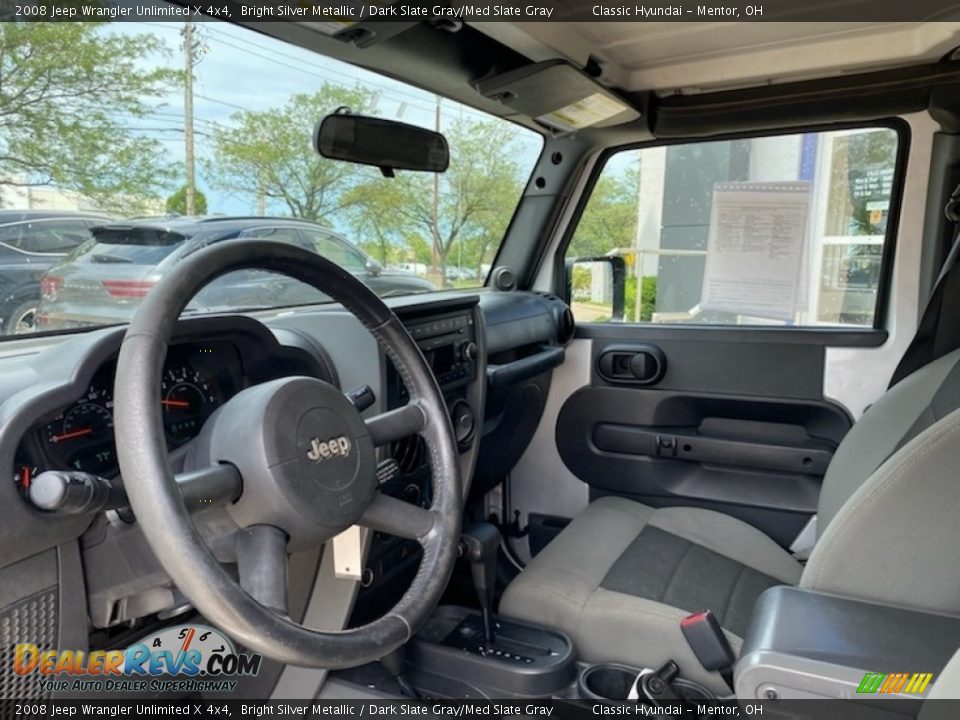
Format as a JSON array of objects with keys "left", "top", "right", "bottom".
[{"left": 113, "top": 240, "right": 462, "bottom": 668}]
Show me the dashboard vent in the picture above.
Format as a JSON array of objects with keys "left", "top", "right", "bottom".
[
  {"left": 392, "top": 434, "right": 425, "bottom": 475},
  {"left": 535, "top": 292, "right": 576, "bottom": 345},
  {"left": 558, "top": 306, "right": 575, "bottom": 344}
]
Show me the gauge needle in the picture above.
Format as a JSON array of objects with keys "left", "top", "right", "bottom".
[
  {"left": 51, "top": 427, "right": 93, "bottom": 443},
  {"left": 161, "top": 399, "right": 190, "bottom": 408}
]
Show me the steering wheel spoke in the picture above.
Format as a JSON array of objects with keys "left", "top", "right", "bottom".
[
  {"left": 236, "top": 524, "right": 289, "bottom": 615},
  {"left": 365, "top": 401, "right": 427, "bottom": 446},
  {"left": 175, "top": 463, "right": 242, "bottom": 511},
  {"left": 359, "top": 491, "right": 436, "bottom": 543}
]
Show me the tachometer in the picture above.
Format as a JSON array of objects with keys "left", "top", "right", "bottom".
[
  {"left": 41, "top": 384, "right": 116, "bottom": 475},
  {"left": 161, "top": 364, "right": 220, "bottom": 447}
]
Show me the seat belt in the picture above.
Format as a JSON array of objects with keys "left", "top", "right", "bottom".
[{"left": 889, "top": 183, "right": 960, "bottom": 387}]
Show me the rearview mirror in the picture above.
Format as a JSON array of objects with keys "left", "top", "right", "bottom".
[{"left": 314, "top": 112, "right": 449, "bottom": 176}]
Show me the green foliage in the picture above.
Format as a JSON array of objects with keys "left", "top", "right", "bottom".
[
  {"left": 206, "top": 84, "right": 374, "bottom": 222},
  {"left": 0, "top": 23, "right": 179, "bottom": 213},
  {"left": 207, "top": 93, "right": 528, "bottom": 282},
  {"left": 166, "top": 185, "right": 208, "bottom": 216},
  {"left": 570, "top": 265, "right": 592, "bottom": 297},
  {"left": 568, "top": 164, "right": 641, "bottom": 258},
  {"left": 344, "top": 117, "right": 524, "bottom": 284},
  {"left": 624, "top": 276, "right": 658, "bottom": 322}
]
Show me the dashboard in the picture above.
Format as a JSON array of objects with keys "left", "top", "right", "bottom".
[{"left": 0, "top": 290, "right": 571, "bottom": 634}]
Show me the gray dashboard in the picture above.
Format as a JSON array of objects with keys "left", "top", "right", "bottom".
[{"left": 0, "top": 288, "right": 569, "bottom": 621}]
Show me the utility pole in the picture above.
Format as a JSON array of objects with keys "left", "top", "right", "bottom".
[
  {"left": 432, "top": 96, "right": 441, "bottom": 281},
  {"left": 257, "top": 168, "right": 265, "bottom": 215},
  {"left": 182, "top": 20, "right": 197, "bottom": 216}
]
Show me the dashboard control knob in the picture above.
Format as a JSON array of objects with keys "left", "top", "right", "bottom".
[
  {"left": 449, "top": 400, "right": 476, "bottom": 445},
  {"left": 462, "top": 342, "right": 478, "bottom": 362},
  {"left": 403, "top": 483, "right": 422, "bottom": 504}
]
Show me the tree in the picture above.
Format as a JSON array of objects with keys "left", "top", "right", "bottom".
[
  {"left": 206, "top": 85, "right": 373, "bottom": 222},
  {"left": 166, "top": 184, "right": 208, "bottom": 215},
  {"left": 0, "top": 23, "right": 179, "bottom": 213},
  {"left": 346, "top": 117, "right": 524, "bottom": 285},
  {"left": 568, "top": 165, "right": 641, "bottom": 258}
]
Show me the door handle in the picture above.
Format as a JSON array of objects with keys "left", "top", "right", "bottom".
[{"left": 597, "top": 344, "right": 666, "bottom": 385}]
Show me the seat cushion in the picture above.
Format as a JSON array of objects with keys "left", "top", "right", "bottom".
[{"left": 500, "top": 497, "right": 802, "bottom": 694}]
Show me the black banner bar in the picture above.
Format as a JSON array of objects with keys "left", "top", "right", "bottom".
[
  {"left": 2, "top": 0, "right": 960, "bottom": 23},
  {"left": 0, "top": 698, "right": 951, "bottom": 720}
]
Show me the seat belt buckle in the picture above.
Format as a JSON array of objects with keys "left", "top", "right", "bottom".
[{"left": 680, "top": 610, "right": 736, "bottom": 675}]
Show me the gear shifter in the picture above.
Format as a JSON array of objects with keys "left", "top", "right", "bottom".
[{"left": 460, "top": 522, "right": 501, "bottom": 645}]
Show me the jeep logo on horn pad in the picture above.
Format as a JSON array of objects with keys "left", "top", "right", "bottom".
[{"left": 306, "top": 435, "right": 352, "bottom": 462}]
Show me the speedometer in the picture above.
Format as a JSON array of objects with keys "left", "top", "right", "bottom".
[
  {"left": 161, "top": 364, "right": 221, "bottom": 447},
  {"left": 41, "top": 384, "right": 116, "bottom": 475}
]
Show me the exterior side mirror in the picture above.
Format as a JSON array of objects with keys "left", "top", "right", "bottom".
[{"left": 565, "top": 255, "right": 627, "bottom": 323}]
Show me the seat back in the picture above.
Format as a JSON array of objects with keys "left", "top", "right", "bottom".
[
  {"left": 803, "top": 363, "right": 960, "bottom": 614},
  {"left": 817, "top": 346, "right": 960, "bottom": 531}
]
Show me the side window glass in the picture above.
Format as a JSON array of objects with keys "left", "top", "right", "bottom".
[
  {"left": 0, "top": 225, "right": 23, "bottom": 249},
  {"left": 2, "top": 220, "right": 93, "bottom": 254},
  {"left": 566, "top": 127, "right": 899, "bottom": 328},
  {"left": 38, "top": 221, "right": 93, "bottom": 253}
]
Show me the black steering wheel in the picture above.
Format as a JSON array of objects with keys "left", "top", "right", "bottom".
[{"left": 113, "top": 239, "right": 462, "bottom": 668}]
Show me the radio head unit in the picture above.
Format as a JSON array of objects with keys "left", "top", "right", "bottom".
[
  {"left": 405, "top": 310, "right": 477, "bottom": 390},
  {"left": 387, "top": 308, "right": 479, "bottom": 410}
]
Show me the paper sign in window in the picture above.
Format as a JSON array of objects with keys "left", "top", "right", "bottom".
[{"left": 700, "top": 182, "right": 812, "bottom": 322}]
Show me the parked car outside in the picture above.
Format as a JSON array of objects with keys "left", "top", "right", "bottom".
[
  {"left": 444, "top": 266, "right": 478, "bottom": 281},
  {"left": 0, "top": 210, "right": 113, "bottom": 334},
  {"left": 36, "top": 216, "right": 435, "bottom": 330}
]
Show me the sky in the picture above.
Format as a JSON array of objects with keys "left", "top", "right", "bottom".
[{"left": 106, "top": 20, "right": 544, "bottom": 219}]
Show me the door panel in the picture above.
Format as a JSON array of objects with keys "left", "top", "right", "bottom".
[{"left": 553, "top": 332, "right": 853, "bottom": 547}]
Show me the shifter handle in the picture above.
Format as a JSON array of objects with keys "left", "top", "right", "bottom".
[{"left": 460, "top": 522, "right": 501, "bottom": 644}]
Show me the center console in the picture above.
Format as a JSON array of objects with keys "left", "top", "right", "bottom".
[
  {"left": 351, "top": 299, "right": 483, "bottom": 626},
  {"left": 410, "top": 606, "right": 577, "bottom": 697},
  {"left": 737, "top": 586, "right": 960, "bottom": 701}
]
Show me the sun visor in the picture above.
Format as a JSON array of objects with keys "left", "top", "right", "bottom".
[{"left": 475, "top": 60, "right": 641, "bottom": 134}]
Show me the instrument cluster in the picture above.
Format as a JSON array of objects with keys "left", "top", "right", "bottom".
[{"left": 13, "top": 342, "right": 243, "bottom": 492}]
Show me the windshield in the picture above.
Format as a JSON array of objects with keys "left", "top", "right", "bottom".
[{"left": 0, "top": 20, "right": 543, "bottom": 337}]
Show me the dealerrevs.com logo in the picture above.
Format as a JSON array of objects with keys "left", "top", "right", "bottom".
[{"left": 13, "top": 624, "right": 261, "bottom": 694}]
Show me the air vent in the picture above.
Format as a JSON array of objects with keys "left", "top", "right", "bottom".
[
  {"left": 535, "top": 292, "right": 576, "bottom": 344},
  {"left": 392, "top": 434, "right": 425, "bottom": 475},
  {"left": 558, "top": 306, "right": 575, "bottom": 344}
]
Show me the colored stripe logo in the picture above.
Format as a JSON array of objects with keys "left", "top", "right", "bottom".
[{"left": 857, "top": 672, "right": 933, "bottom": 694}]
